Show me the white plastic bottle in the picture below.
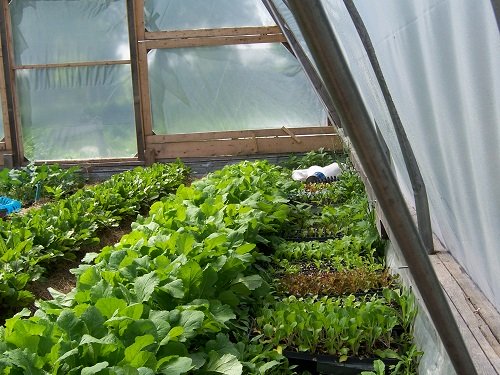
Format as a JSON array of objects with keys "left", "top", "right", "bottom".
[{"left": 292, "top": 162, "right": 341, "bottom": 182}]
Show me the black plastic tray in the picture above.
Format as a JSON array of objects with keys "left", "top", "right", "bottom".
[{"left": 284, "top": 351, "right": 398, "bottom": 375}]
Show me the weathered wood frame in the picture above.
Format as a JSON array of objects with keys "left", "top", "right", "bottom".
[{"left": 0, "top": 0, "right": 342, "bottom": 167}]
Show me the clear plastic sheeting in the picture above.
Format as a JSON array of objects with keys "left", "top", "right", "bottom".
[
  {"left": 270, "top": 0, "right": 415, "bottom": 205},
  {"left": 10, "top": 0, "right": 130, "bottom": 65},
  {"left": 274, "top": 0, "right": 500, "bottom": 311},
  {"left": 148, "top": 44, "right": 327, "bottom": 134},
  {"left": 353, "top": 0, "right": 500, "bottom": 310},
  {"left": 16, "top": 65, "right": 137, "bottom": 161},
  {"left": 145, "top": 0, "right": 275, "bottom": 31}
]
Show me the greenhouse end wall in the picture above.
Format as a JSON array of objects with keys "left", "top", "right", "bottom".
[{"left": 0, "top": 0, "right": 330, "bottom": 163}]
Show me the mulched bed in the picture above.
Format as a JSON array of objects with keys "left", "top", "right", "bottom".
[{"left": 25, "top": 219, "right": 133, "bottom": 306}]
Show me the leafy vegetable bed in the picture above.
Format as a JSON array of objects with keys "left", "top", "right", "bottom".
[
  {"left": 0, "top": 162, "right": 189, "bottom": 316},
  {"left": 0, "top": 156, "right": 421, "bottom": 374}
]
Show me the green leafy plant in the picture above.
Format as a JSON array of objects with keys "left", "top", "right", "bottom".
[
  {"left": 0, "top": 162, "right": 190, "bottom": 316},
  {"left": 278, "top": 267, "right": 395, "bottom": 297},
  {"left": 255, "top": 290, "right": 418, "bottom": 371},
  {"left": 280, "top": 148, "right": 347, "bottom": 170},
  {"left": 0, "top": 159, "right": 420, "bottom": 375},
  {"left": 0, "top": 162, "right": 84, "bottom": 205}
]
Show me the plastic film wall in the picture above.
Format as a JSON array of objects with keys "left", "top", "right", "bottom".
[
  {"left": 274, "top": 0, "right": 500, "bottom": 312},
  {"left": 145, "top": 0, "right": 327, "bottom": 134},
  {"left": 10, "top": 0, "right": 136, "bottom": 160},
  {"left": 353, "top": 0, "right": 500, "bottom": 311}
]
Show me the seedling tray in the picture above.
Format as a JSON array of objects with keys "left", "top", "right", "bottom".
[{"left": 284, "top": 351, "right": 398, "bottom": 375}]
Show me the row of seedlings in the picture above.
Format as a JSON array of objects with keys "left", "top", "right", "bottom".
[
  {"left": 0, "top": 161, "right": 300, "bottom": 374},
  {"left": 253, "top": 158, "right": 422, "bottom": 374},
  {"left": 0, "top": 162, "right": 190, "bottom": 320}
]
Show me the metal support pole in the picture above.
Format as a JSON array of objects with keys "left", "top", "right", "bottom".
[
  {"left": 286, "top": 2, "right": 477, "bottom": 375},
  {"left": 343, "top": 0, "right": 434, "bottom": 254},
  {"left": 491, "top": 0, "right": 500, "bottom": 33}
]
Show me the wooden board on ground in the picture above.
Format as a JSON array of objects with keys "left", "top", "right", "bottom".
[{"left": 431, "top": 252, "right": 500, "bottom": 374}]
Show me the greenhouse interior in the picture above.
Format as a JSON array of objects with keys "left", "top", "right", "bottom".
[{"left": 0, "top": 0, "right": 499, "bottom": 374}]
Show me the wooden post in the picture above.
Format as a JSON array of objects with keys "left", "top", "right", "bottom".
[
  {"left": 132, "top": 0, "right": 156, "bottom": 164},
  {"left": 0, "top": 0, "right": 24, "bottom": 166},
  {"left": 126, "top": 0, "right": 145, "bottom": 161}
]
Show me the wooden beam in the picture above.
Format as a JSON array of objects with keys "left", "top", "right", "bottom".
[
  {"left": 0, "top": 142, "right": 6, "bottom": 151},
  {"left": 144, "top": 33, "right": 286, "bottom": 49},
  {"left": 149, "top": 133, "right": 343, "bottom": 159},
  {"left": 126, "top": 0, "right": 144, "bottom": 161},
  {"left": 13, "top": 60, "right": 131, "bottom": 70},
  {"left": 145, "top": 26, "right": 283, "bottom": 40},
  {"left": 0, "top": 22, "right": 11, "bottom": 153},
  {"left": 146, "top": 126, "right": 337, "bottom": 144},
  {"left": 134, "top": 0, "right": 154, "bottom": 140},
  {"left": 281, "top": 126, "right": 302, "bottom": 144},
  {"left": 0, "top": 0, "right": 24, "bottom": 165}
]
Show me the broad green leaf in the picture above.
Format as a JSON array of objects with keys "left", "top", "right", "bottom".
[
  {"left": 80, "top": 333, "right": 118, "bottom": 346},
  {"left": 95, "top": 297, "right": 128, "bottom": 319},
  {"left": 78, "top": 266, "right": 100, "bottom": 287},
  {"left": 217, "top": 291, "right": 239, "bottom": 308},
  {"left": 135, "top": 272, "right": 160, "bottom": 302},
  {"left": 123, "top": 334, "right": 155, "bottom": 366},
  {"left": 204, "top": 233, "right": 227, "bottom": 251},
  {"left": 178, "top": 261, "right": 203, "bottom": 299},
  {"left": 80, "top": 306, "right": 106, "bottom": 336},
  {"left": 122, "top": 303, "right": 144, "bottom": 320},
  {"left": 3, "top": 348, "right": 44, "bottom": 374},
  {"left": 205, "top": 334, "right": 239, "bottom": 357},
  {"left": 81, "top": 361, "right": 109, "bottom": 374},
  {"left": 231, "top": 275, "right": 262, "bottom": 291},
  {"left": 198, "top": 267, "right": 218, "bottom": 300},
  {"left": 159, "top": 326, "right": 184, "bottom": 346},
  {"left": 210, "top": 303, "right": 236, "bottom": 325},
  {"left": 235, "top": 243, "right": 255, "bottom": 255},
  {"left": 149, "top": 311, "right": 171, "bottom": 341},
  {"left": 159, "top": 279, "right": 184, "bottom": 299},
  {"left": 204, "top": 352, "right": 242, "bottom": 375},
  {"left": 178, "top": 310, "right": 204, "bottom": 339},
  {"left": 157, "top": 356, "right": 192, "bottom": 375},
  {"left": 258, "top": 360, "right": 280, "bottom": 374}
]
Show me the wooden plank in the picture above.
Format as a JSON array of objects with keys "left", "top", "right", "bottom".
[
  {"left": 13, "top": 60, "right": 130, "bottom": 70},
  {"left": 126, "top": 0, "right": 144, "bottom": 161},
  {"left": 134, "top": 0, "right": 153, "bottom": 138},
  {"left": 145, "top": 26, "right": 282, "bottom": 40},
  {"left": 0, "top": 23, "right": 11, "bottom": 150},
  {"left": 144, "top": 33, "right": 286, "bottom": 49},
  {"left": 1, "top": 0, "right": 24, "bottom": 164},
  {"left": 134, "top": 0, "right": 146, "bottom": 40},
  {"left": 437, "top": 252, "right": 500, "bottom": 350},
  {"left": 39, "top": 157, "right": 141, "bottom": 166},
  {"left": 146, "top": 126, "right": 337, "bottom": 144},
  {"left": 281, "top": 126, "right": 302, "bottom": 144},
  {"left": 0, "top": 142, "right": 6, "bottom": 151},
  {"left": 431, "top": 255, "right": 500, "bottom": 374},
  {"left": 151, "top": 134, "right": 343, "bottom": 159}
]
